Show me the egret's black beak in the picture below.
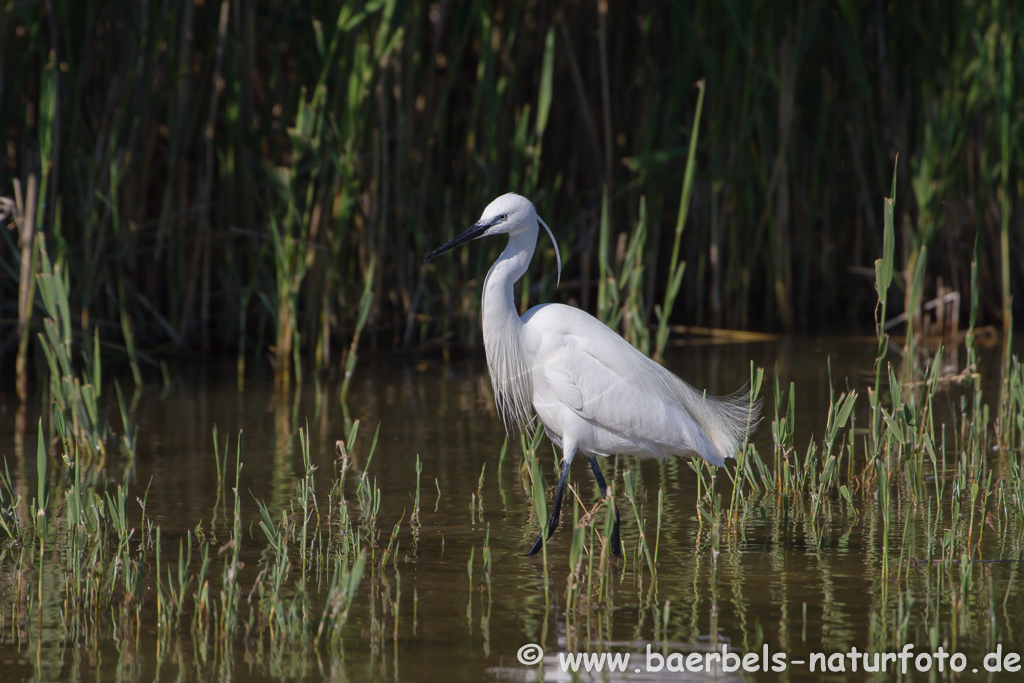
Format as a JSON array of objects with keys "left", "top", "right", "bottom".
[{"left": 425, "top": 219, "right": 495, "bottom": 261}]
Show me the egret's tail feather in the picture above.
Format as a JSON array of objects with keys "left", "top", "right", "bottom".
[
  {"left": 698, "top": 383, "right": 762, "bottom": 463},
  {"left": 625, "top": 349, "right": 762, "bottom": 465}
]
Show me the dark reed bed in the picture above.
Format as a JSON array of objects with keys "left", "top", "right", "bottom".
[{"left": 2, "top": 2, "right": 1021, "bottom": 392}]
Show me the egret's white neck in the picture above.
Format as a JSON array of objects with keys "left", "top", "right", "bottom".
[
  {"left": 482, "top": 225, "right": 537, "bottom": 325},
  {"left": 481, "top": 224, "right": 538, "bottom": 432}
]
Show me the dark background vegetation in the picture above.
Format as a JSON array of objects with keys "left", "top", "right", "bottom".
[{"left": 1, "top": 0, "right": 1020, "bottom": 384}]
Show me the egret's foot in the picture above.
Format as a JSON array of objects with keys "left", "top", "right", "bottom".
[
  {"left": 526, "top": 533, "right": 545, "bottom": 556},
  {"left": 527, "top": 514, "right": 620, "bottom": 557},
  {"left": 526, "top": 452, "right": 572, "bottom": 556},
  {"left": 610, "top": 513, "right": 622, "bottom": 557},
  {"left": 526, "top": 514, "right": 561, "bottom": 556}
]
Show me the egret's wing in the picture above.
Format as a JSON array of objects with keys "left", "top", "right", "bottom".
[
  {"left": 541, "top": 336, "right": 724, "bottom": 464},
  {"left": 524, "top": 304, "right": 758, "bottom": 464},
  {"left": 544, "top": 364, "right": 584, "bottom": 411}
]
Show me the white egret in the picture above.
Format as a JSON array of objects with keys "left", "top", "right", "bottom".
[{"left": 427, "top": 193, "right": 759, "bottom": 556}]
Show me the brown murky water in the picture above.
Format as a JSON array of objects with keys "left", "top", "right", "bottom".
[{"left": 1, "top": 337, "right": 1023, "bottom": 681}]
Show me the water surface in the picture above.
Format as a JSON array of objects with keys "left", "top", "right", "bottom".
[{"left": 1, "top": 337, "right": 1021, "bottom": 682}]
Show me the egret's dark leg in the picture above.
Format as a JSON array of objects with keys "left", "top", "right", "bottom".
[
  {"left": 527, "top": 452, "right": 574, "bottom": 556},
  {"left": 587, "top": 456, "right": 622, "bottom": 557}
]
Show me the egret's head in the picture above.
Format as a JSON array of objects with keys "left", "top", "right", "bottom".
[
  {"left": 474, "top": 193, "right": 537, "bottom": 236},
  {"left": 425, "top": 193, "right": 561, "bottom": 285}
]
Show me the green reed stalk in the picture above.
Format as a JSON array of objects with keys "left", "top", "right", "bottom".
[
  {"left": 597, "top": 188, "right": 611, "bottom": 321},
  {"left": 34, "top": 419, "right": 47, "bottom": 534},
  {"left": 654, "top": 79, "right": 705, "bottom": 362},
  {"left": 13, "top": 176, "right": 40, "bottom": 403},
  {"left": 521, "top": 432, "right": 551, "bottom": 605},
  {"left": 654, "top": 488, "right": 664, "bottom": 565},
  {"left": 623, "top": 470, "right": 656, "bottom": 578},
  {"left": 871, "top": 162, "right": 897, "bottom": 455},
  {"left": 999, "top": 29, "right": 1013, "bottom": 338},
  {"left": 341, "top": 256, "right": 376, "bottom": 401},
  {"left": 412, "top": 454, "right": 422, "bottom": 528}
]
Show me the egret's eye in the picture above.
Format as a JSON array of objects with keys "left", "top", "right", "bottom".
[{"left": 499, "top": 213, "right": 509, "bottom": 222}]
